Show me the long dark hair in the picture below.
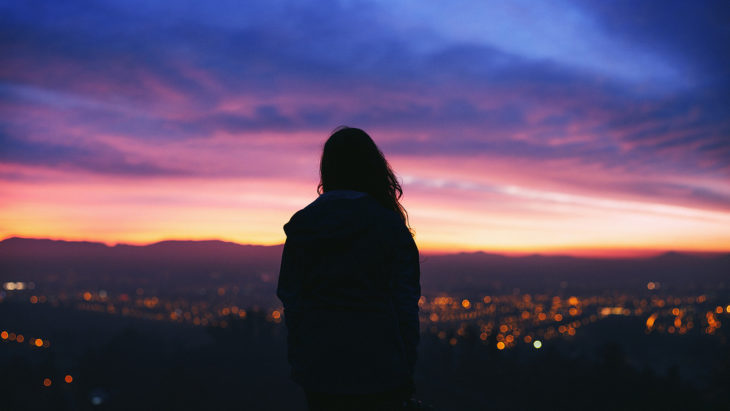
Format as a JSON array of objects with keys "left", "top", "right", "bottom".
[{"left": 318, "top": 126, "right": 411, "bottom": 232}]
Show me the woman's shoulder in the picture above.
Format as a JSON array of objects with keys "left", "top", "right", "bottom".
[{"left": 284, "top": 191, "right": 404, "bottom": 231}]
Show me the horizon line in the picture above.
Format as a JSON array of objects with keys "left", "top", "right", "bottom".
[{"left": 3, "top": 235, "right": 729, "bottom": 259}]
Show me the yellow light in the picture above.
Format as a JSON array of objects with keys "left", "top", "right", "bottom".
[
  {"left": 726, "top": 305, "right": 730, "bottom": 313},
  {"left": 496, "top": 342, "right": 505, "bottom": 350},
  {"left": 533, "top": 340, "right": 542, "bottom": 349},
  {"left": 43, "top": 378, "right": 52, "bottom": 387},
  {"left": 34, "top": 338, "right": 43, "bottom": 347},
  {"left": 461, "top": 299, "right": 471, "bottom": 309},
  {"left": 64, "top": 375, "right": 73, "bottom": 384}
]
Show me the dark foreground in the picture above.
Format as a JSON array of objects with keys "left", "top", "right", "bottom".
[{"left": 2, "top": 301, "right": 729, "bottom": 411}]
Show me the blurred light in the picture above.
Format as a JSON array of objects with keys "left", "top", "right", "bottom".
[
  {"left": 672, "top": 308, "right": 680, "bottom": 316},
  {"left": 30, "top": 295, "right": 38, "bottom": 304},
  {"left": 496, "top": 342, "right": 505, "bottom": 350},
  {"left": 449, "top": 338, "right": 457, "bottom": 346},
  {"left": 646, "top": 313, "right": 657, "bottom": 329},
  {"left": 429, "top": 313, "right": 439, "bottom": 322},
  {"left": 499, "top": 324, "right": 509, "bottom": 333},
  {"left": 523, "top": 335, "right": 532, "bottom": 343},
  {"left": 8, "top": 333, "right": 15, "bottom": 341},
  {"left": 483, "top": 296, "right": 491, "bottom": 304},
  {"left": 272, "top": 310, "right": 281, "bottom": 319},
  {"left": 3, "top": 282, "right": 27, "bottom": 291},
  {"left": 83, "top": 292, "right": 92, "bottom": 301},
  {"left": 533, "top": 340, "right": 542, "bottom": 349},
  {"left": 538, "top": 313, "right": 547, "bottom": 321},
  {"left": 726, "top": 305, "right": 730, "bottom": 313},
  {"left": 716, "top": 306, "right": 723, "bottom": 314},
  {"left": 568, "top": 296, "right": 579, "bottom": 306},
  {"left": 43, "top": 378, "right": 52, "bottom": 387},
  {"left": 16, "top": 334, "right": 24, "bottom": 343},
  {"left": 43, "top": 340, "right": 50, "bottom": 348},
  {"left": 479, "top": 332, "right": 488, "bottom": 341},
  {"left": 64, "top": 375, "right": 73, "bottom": 384},
  {"left": 554, "top": 314, "right": 563, "bottom": 322},
  {"left": 647, "top": 282, "right": 656, "bottom": 290},
  {"left": 461, "top": 299, "right": 471, "bottom": 309},
  {"left": 0, "top": 331, "right": 7, "bottom": 340},
  {"left": 34, "top": 338, "right": 43, "bottom": 347}
]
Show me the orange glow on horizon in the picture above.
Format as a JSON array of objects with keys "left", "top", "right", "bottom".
[{"left": 1, "top": 164, "right": 729, "bottom": 256}]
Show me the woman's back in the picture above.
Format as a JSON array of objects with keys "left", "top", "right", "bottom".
[{"left": 277, "top": 189, "right": 420, "bottom": 395}]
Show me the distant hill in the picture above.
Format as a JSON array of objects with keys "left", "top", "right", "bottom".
[
  {"left": 1, "top": 237, "right": 728, "bottom": 294},
  {"left": 0, "top": 237, "right": 284, "bottom": 298}
]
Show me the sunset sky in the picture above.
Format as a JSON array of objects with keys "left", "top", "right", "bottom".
[{"left": 1, "top": 0, "right": 729, "bottom": 255}]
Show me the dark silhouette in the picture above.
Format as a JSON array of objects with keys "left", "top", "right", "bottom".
[{"left": 277, "top": 127, "right": 423, "bottom": 410}]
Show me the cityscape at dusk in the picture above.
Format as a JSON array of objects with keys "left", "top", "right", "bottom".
[{"left": 2, "top": 1, "right": 730, "bottom": 410}]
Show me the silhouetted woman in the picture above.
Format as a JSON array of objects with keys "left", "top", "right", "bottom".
[{"left": 277, "top": 127, "right": 422, "bottom": 411}]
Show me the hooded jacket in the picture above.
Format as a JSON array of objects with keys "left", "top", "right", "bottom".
[{"left": 276, "top": 190, "right": 420, "bottom": 394}]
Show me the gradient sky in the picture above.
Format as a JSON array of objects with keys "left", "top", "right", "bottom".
[{"left": 1, "top": 0, "right": 729, "bottom": 255}]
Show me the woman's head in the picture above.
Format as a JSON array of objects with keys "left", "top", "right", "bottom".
[{"left": 318, "top": 126, "right": 410, "bottom": 229}]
